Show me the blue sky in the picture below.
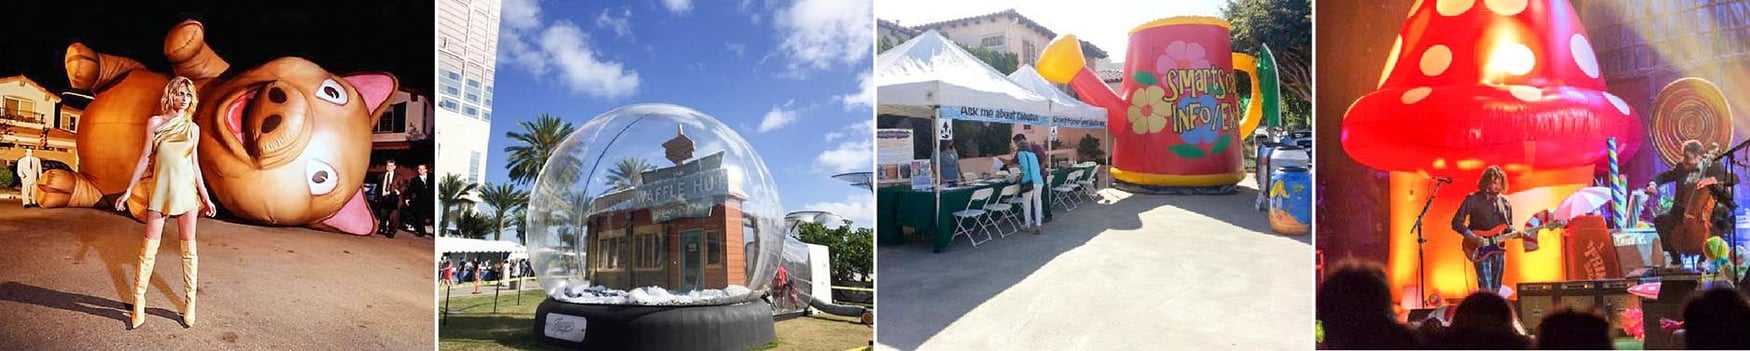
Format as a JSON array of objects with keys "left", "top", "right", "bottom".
[{"left": 486, "top": 0, "right": 874, "bottom": 241}]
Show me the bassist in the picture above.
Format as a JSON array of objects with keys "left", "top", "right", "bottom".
[{"left": 1452, "top": 166, "right": 1513, "bottom": 293}]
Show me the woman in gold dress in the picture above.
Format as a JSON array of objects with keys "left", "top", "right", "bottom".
[{"left": 116, "top": 76, "right": 216, "bottom": 329}]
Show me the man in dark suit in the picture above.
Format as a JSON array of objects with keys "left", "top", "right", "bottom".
[
  {"left": 404, "top": 164, "right": 434, "bottom": 237},
  {"left": 377, "top": 159, "right": 415, "bottom": 238}
]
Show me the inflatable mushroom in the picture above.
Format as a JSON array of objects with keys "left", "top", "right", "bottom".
[{"left": 1339, "top": 0, "right": 1642, "bottom": 301}]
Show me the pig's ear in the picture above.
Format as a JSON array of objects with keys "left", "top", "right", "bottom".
[{"left": 342, "top": 72, "right": 398, "bottom": 123}]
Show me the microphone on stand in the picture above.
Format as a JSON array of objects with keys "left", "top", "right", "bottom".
[{"left": 1435, "top": 177, "right": 1453, "bottom": 184}]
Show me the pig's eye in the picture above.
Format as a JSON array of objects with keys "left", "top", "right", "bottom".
[
  {"left": 316, "top": 79, "right": 348, "bottom": 105},
  {"left": 306, "top": 159, "right": 338, "bottom": 195}
]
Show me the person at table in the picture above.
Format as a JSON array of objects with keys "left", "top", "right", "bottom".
[
  {"left": 1014, "top": 134, "right": 1045, "bottom": 234},
  {"left": 940, "top": 142, "right": 961, "bottom": 186},
  {"left": 1028, "top": 138, "right": 1054, "bottom": 223}
]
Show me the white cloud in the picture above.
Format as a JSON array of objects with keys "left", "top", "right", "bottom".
[
  {"left": 595, "top": 8, "right": 633, "bottom": 40},
  {"left": 824, "top": 118, "right": 872, "bottom": 142},
  {"left": 757, "top": 100, "right": 799, "bottom": 133},
  {"left": 775, "top": 0, "right": 873, "bottom": 77},
  {"left": 500, "top": 30, "right": 548, "bottom": 74},
  {"left": 498, "top": 0, "right": 642, "bottom": 99},
  {"left": 538, "top": 22, "right": 642, "bottom": 99},
  {"left": 833, "top": 71, "right": 873, "bottom": 111},
  {"left": 662, "top": 0, "right": 693, "bottom": 15},
  {"left": 801, "top": 192, "right": 875, "bottom": 229},
  {"left": 739, "top": 0, "right": 765, "bottom": 23},
  {"left": 814, "top": 119, "right": 873, "bottom": 173},
  {"left": 501, "top": 0, "right": 543, "bottom": 31},
  {"left": 725, "top": 42, "right": 747, "bottom": 57}
]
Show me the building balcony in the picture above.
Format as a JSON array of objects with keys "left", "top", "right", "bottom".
[{"left": 1, "top": 109, "right": 44, "bottom": 123}]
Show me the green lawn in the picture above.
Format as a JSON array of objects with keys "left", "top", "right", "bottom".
[{"left": 437, "top": 287, "right": 871, "bottom": 351}]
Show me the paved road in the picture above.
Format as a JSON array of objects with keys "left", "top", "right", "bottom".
[
  {"left": 0, "top": 202, "right": 435, "bottom": 350},
  {"left": 875, "top": 177, "right": 1314, "bottom": 350}
]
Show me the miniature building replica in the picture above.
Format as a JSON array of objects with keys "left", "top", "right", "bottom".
[
  {"left": 583, "top": 148, "right": 761, "bottom": 293},
  {"left": 527, "top": 104, "right": 780, "bottom": 350}
]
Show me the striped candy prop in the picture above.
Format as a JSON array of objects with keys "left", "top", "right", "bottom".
[
  {"left": 1609, "top": 137, "right": 1626, "bottom": 228},
  {"left": 1521, "top": 209, "right": 1556, "bottom": 252}
]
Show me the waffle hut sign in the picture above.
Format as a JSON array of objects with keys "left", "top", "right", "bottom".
[{"left": 639, "top": 152, "right": 730, "bottom": 222}]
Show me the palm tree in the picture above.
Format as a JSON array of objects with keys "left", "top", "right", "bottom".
[
  {"left": 478, "top": 182, "right": 529, "bottom": 242},
  {"left": 509, "top": 207, "right": 529, "bottom": 246},
  {"left": 455, "top": 210, "right": 495, "bottom": 240},
  {"left": 607, "top": 157, "right": 654, "bottom": 191},
  {"left": 437, "top": 173, "right": 478, "bottom": 235},
  {"left": 504, "top": 114, "right": 576, "bottom": 185}
]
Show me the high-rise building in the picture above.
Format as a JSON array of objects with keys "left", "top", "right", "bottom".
[{"left": 435, "top": 0, "right": 499, "bottom": 192}]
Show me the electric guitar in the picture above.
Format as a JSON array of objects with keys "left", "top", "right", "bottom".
[{"left": 1462, "top": 221, "right": 1560, "bottom": 262}]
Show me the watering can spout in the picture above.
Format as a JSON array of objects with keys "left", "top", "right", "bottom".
[{"left": 1037, "top": 34, "right": 1123, "bottom": 122}]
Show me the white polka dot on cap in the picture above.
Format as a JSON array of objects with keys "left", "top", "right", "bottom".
[
  {"left": 1571, "top": 34, "right": 1601, "bottom": 79},
  {"left": 1402, "top": 86, "right": 1433, "bottom": 104},
  {"left": 1484, "top": 0, "right": 1527, "bottom": 16},
  {"left": 1421, "top": 44, "right": 1453, "bottom": 76},
  {"left": 1508, "top": 85, "right": 1541, "bottom": 102},
  {"left": 1437, "top": 0, "right": 1475, "bottom": 16},
  {"left": 1380, "top": 36, "right": 1404, "bottom": 88},
  {"left": 1605, "top": 92, "right": 1630, "bottom": 114}
]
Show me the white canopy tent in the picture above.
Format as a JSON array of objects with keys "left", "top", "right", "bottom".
[
  {"left": 1006, "top": 65, "right": 1106, "bottom": 130},
  {"left": 437, "top": 236, "right": 528, "bottom": 258},
  {"left": 877, "top": 30, "right": 1072, "bottom": 243},
  {"left": 876, "top": 30, "right": 1054, "bottom": 123}
]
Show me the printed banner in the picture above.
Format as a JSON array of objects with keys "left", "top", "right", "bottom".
[
  {"left": 939, "top": 105, "right": 1047, "bottom": 125},
  {"left": 877, "top": 129, "right": 914, "bottom": 184}
]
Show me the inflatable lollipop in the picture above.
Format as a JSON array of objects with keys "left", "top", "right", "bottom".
[
  {"left": 1650, "top": 77, "right": 1732, "bottom": 166},
  {"left": 1339, "top": 0, "right": 1642, "bottom": 301}
]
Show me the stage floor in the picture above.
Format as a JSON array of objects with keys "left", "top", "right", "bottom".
[{"left": 0, "top": 202, "right": 435, "bottom": 349}]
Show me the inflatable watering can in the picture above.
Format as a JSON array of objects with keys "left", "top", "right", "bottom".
[{"left": 1036, "top": 16, "right": 1280, "bottom": 189}]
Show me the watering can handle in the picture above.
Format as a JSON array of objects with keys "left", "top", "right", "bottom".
[{"left": 1233, "top": 53, "right": 1263, "bottom": 141}]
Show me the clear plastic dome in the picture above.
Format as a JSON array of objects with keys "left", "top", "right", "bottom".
[{"left": 527, "top": 103, "right": 784, "bottom": 306}]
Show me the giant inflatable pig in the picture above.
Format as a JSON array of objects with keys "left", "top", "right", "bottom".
[{"left": 36, "top": 20, "right": 393, "bottom": 235}]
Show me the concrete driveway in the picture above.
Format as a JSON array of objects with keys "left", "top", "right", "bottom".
[
  {"left": 875, "top": 177, "right": 1313, "bottom": 350},
  {"left": 0, "top": 203, "right": 435, "bottom": 350}
]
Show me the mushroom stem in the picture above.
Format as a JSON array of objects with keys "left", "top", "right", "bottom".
[{"left": 1385, "top": 165, "right": 1590, "bottom": 304}]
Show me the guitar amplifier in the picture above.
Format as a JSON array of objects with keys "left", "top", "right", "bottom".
[
  {"left": 1565, "top": 216, "right": 1622, "bottom": 280},
  {"left": 1555, "top": 281, "right": 1599, "bottom": 312},
  {"left": 1518, "top": 282, "right": 1560, "bottom": 330},
  {"left": 1596, "top": 280, "right": 1640, "bottom": 337},
  {"left": 1642, "top": 274, "right": 1702, "bottom": 350},
  {"left": 1518, "top": 280, "right": 1634, "bottom": 332},
  {"left": 1615, "top": 228, "right": 1666, "bottom": 273}
]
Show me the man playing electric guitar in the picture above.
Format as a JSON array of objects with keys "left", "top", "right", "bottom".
[{"left": 1452, "top": 166, "right": 1515, "bottom": 293}]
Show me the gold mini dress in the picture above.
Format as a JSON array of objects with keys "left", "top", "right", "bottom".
[{"left": 148, "top": 115, "right": 201, "bottom": 216}]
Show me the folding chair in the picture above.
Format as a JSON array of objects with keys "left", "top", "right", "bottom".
[
  {"left": 1076, "top": 166, "right": 1099, "bottom": 202},
  {"left": 950, "top": 188, "right": 995, "bottom": 247},
  {"left": 1052, "top": 169, "right": 1085, "bottom": 212},
  {"left": 984, "top": 184, "right": 1021, "bottom": 237}
]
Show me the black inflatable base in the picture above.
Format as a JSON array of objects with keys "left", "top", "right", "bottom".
[
  {"left": 533, "top": 297, "right": 775, "bottom": 350},
  {"left": 1113, "top": 181, "right": 1237, "bottom": 195}
]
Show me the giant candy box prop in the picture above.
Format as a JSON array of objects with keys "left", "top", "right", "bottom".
[
  {"left": 1037, "top": 17, "right": 1268, "bottom": 190},
  {"left": 36, "top": 20, "right": 396, "bottom": 235}
]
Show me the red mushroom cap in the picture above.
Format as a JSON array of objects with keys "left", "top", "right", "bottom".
[{"left": 1340, "top": 0, "right": 1642, "bottom": 176}]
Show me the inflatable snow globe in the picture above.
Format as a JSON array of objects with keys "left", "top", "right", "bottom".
[{"left": 526, "top": 103, "right": 781, "bottom": 349}]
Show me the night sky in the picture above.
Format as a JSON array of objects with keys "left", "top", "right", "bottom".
[{"left": 0, "top": 1, "right": 433, "bottom": 106}]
